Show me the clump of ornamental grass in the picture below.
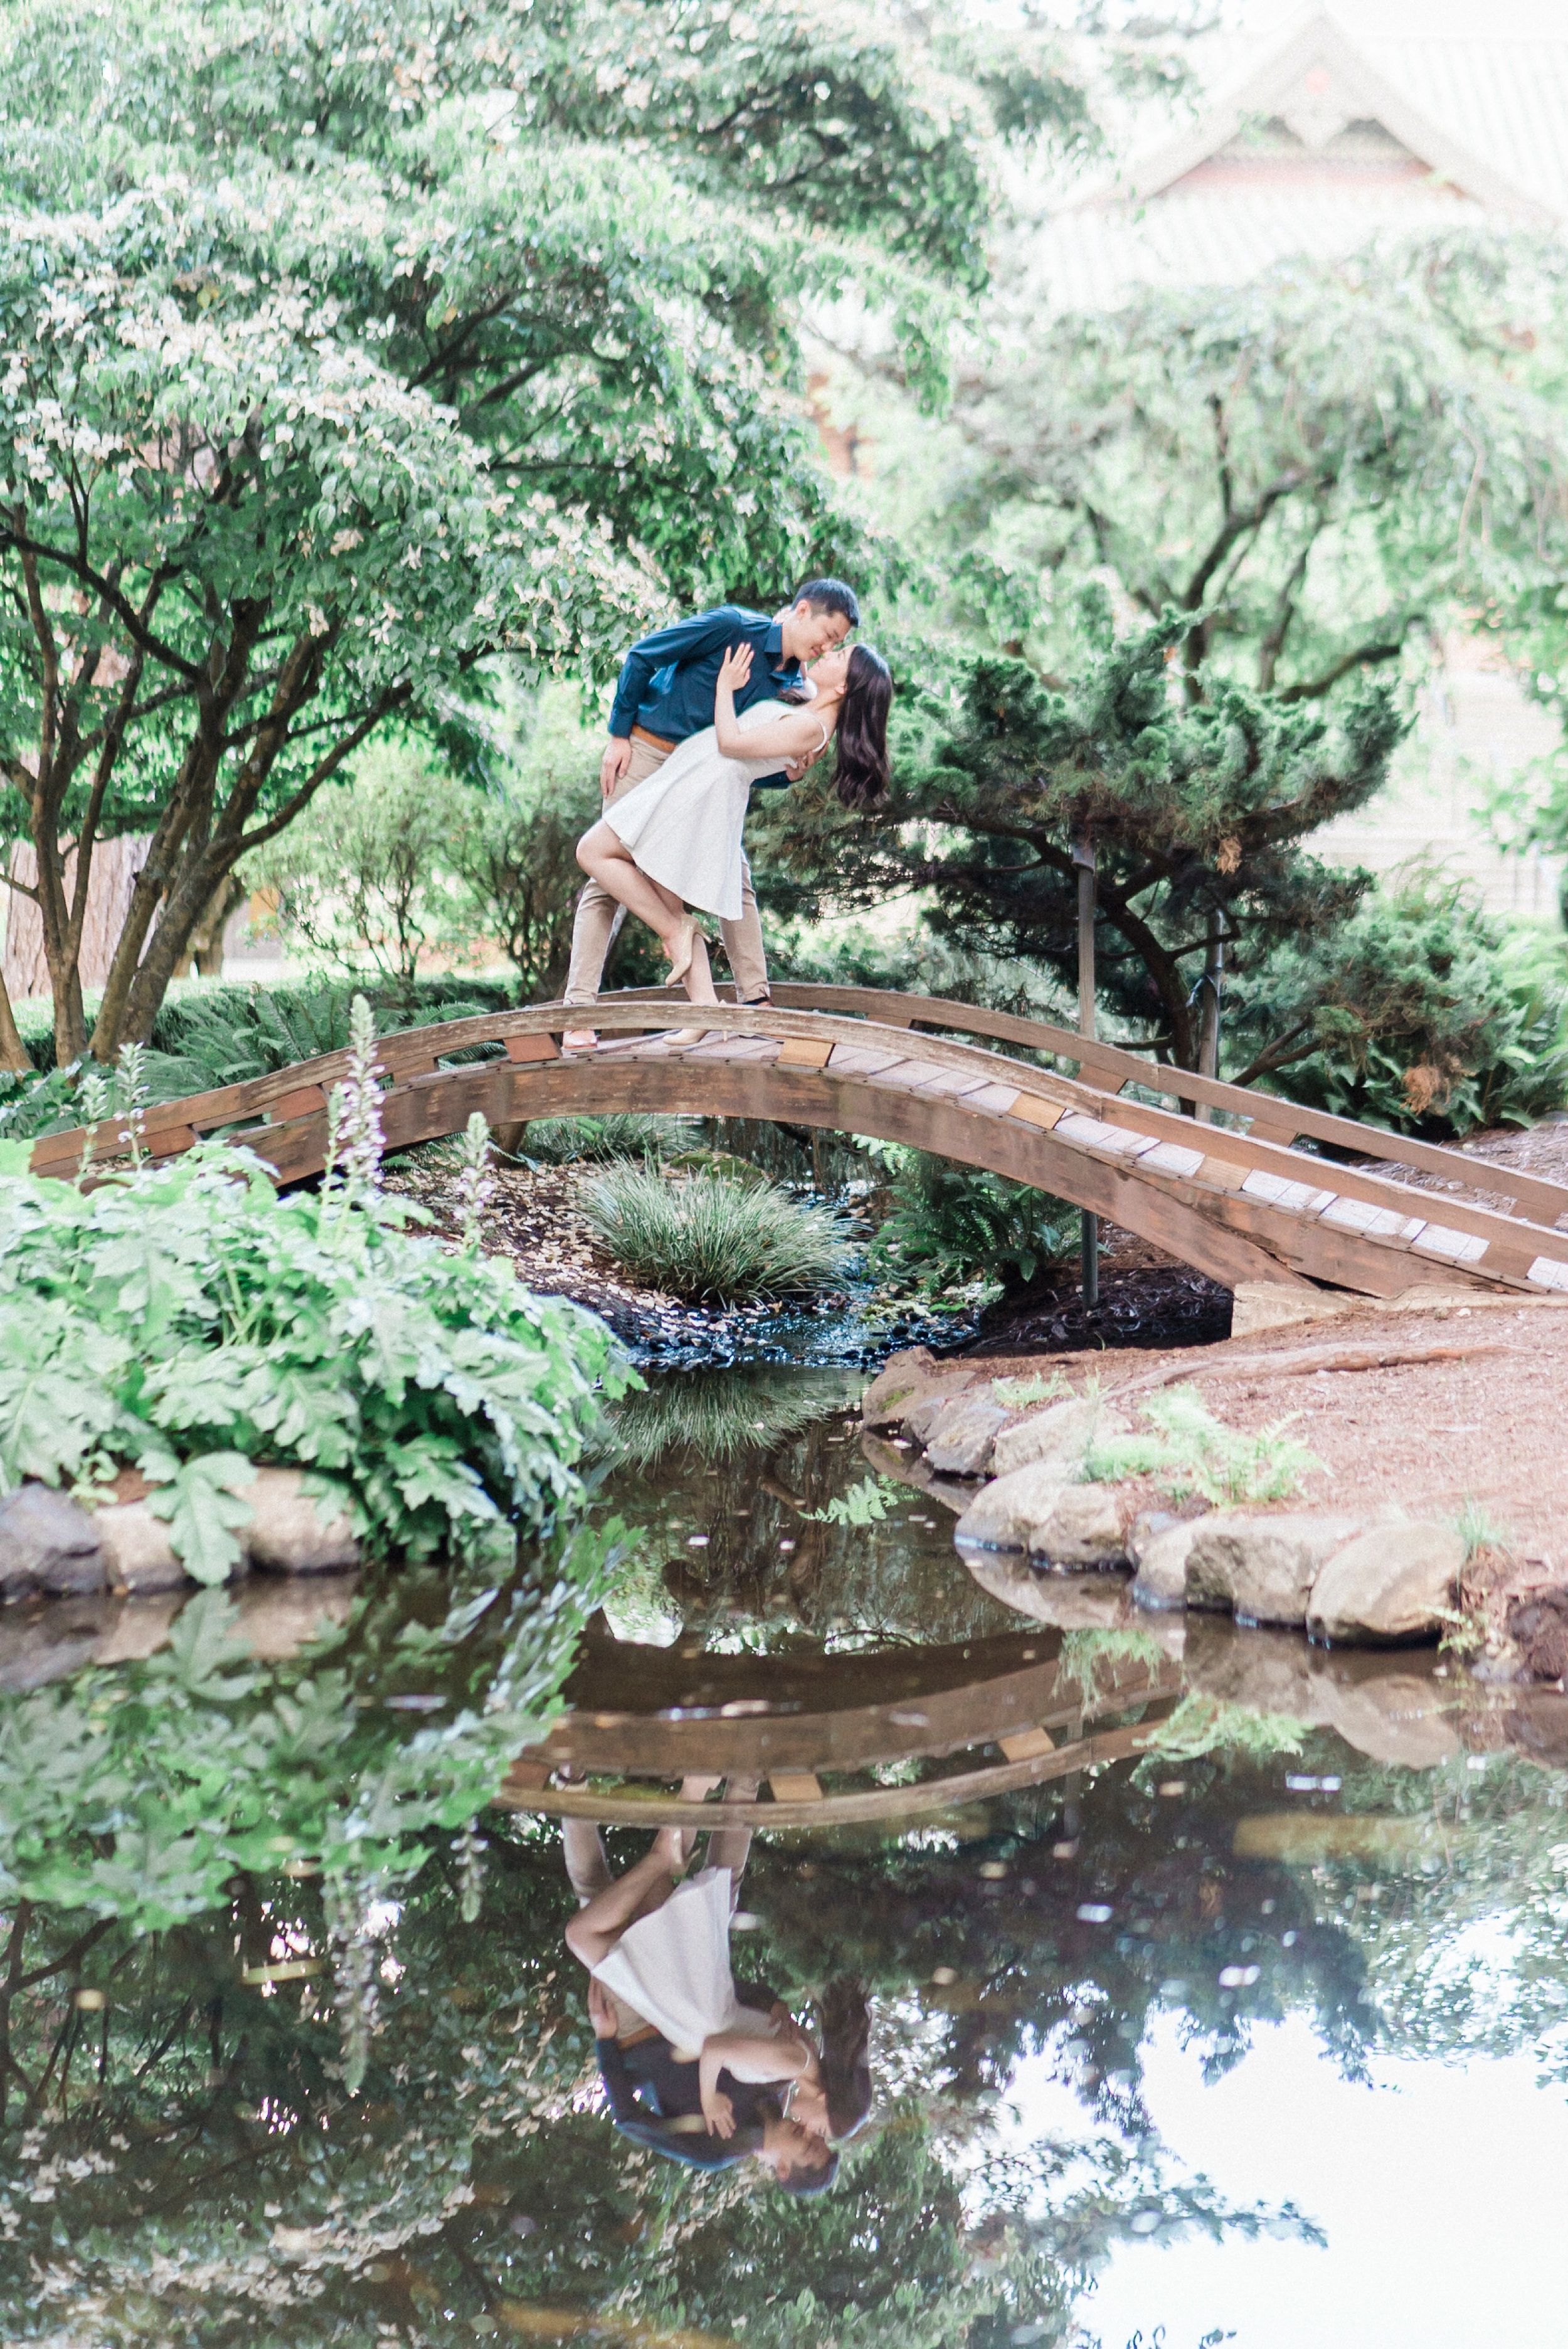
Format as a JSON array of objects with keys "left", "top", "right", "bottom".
[
  {"left": 0, "top": 997, "right": 633, "bottom": 1582},
  {"left": 580, "top": 1164, "right": 856, "bottom": 1305}
]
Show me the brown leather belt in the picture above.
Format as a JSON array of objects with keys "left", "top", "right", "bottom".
[{"left": 631, "top": 724, "right": 677, "bottom": 753}]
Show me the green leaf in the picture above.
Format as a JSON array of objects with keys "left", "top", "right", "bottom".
[{"left": 146, "top": 1453, "right": 257, "bottom": 1588}]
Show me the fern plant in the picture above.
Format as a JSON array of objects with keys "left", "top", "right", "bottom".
[
  {"left": 866, "top": 1147, "right": 1078, "bottom": 1302},
  {"left": 1086, "top": 1385, "right": 1320, "bottom": 1506}
]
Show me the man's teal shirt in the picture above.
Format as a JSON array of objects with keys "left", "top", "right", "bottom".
[{"left": 607, "top": 605, "right": 803, "bottom": 789}]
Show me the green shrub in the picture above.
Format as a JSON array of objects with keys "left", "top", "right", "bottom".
[
  {"left": 866, "top": 1147, "right": 1078, "bottom": 1302},
  {"left": 1229, "top": 876, "right": 1568, "bottom": 1137},
  {"left": 581, "top": 1165, "right": 856, "bottom": 1303},
  {"left": 0, "top": 1036, "right": 632, "bottom": 1579}
]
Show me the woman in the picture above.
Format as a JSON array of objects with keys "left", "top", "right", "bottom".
[
  {"left": 575, "top": 639, "right": 893, "bottom": 1009},
  {"left": 564, "top": 1819, "right": 872, "bottom": 2192}
]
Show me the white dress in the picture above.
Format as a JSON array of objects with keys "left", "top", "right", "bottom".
[
  {"left": 590, "top": 1869, "right": 782, "bottom": 2063},
  {"left": 603, "top": 699, "right": 828, "bottom": 923}
]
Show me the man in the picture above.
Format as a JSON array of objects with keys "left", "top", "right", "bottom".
[{"left": 561, "top": 579, "right": 859, "bottom": 1048}]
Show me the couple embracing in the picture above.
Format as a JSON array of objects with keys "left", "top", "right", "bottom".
[{"left": 566, "top": 578, "right": 891, "bottom": 1046}]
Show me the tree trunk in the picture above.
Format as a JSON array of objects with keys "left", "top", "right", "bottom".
[
  {"left": 172, "top": 874, "right": 246, "bottom": 979},
  {"left": 0, "top": 963, "right": 29, "bottom": 1074},
  {"left": 1194, "top": 908, "right": 1226, "bottom": 1126}
]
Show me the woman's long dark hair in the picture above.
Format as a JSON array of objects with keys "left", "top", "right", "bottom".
[
  {"left": 831, "top": 646, "right": 892, "bottom": 811},
  {"left": 818, "top": 1977, "right": 872, "bottom": 2139}
]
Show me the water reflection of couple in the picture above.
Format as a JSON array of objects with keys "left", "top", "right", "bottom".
[
  {"left": 563, "top": 1787, "right": 870, "bottom": 2193},
  {"left": 569, "top": 580, "right": 891, "bottom": 1047}
]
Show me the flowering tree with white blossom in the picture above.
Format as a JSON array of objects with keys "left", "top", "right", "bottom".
[{"left": 0, "top": 0, "right": 1128, "bottom": 1067}]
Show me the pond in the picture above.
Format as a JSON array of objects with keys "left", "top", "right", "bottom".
[{"left": 3, "top": 1365, "right": 1565, "bottom": 2348}]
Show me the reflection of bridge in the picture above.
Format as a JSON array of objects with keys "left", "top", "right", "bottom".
[
  {"left": 495, "top": 1626, "right": 1185, "bottom": 1830},
  {"left": 33, "top": 983, "right": 1568, "bottom": 1298}
]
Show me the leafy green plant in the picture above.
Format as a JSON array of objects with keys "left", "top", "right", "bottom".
[
  {"left": 1143, "top": 1694, "right": 1309, "bottom": 1765},
  {"left": 866, "top": 1147, "right": 1078, "bottom": 1303},
  {"left": 802, "top": 1473, "right": 902, "bottom": 1527},
  {"left": 580, "top": 1166, "right": 856, "bottom": 1305},
  {"left": 0, "top": 1007, "right": 632, "bottom": 1578},
  {"left": 1086, "top": 1386, "right": 1320, "bottom": 1507}
]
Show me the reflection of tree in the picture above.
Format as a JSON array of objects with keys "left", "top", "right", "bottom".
[
  {"left": 8, "top": 1572, "right": 1568, "bottom": 2347},
  {"left": 1281, "top": 1751, "right": 1568, "bottom": 2079},
  {"left": 600, "top": 1393, "right": 1012, "bottom": 1652},
  {"left": 0, "top": 1769, "right": 1348, "bottom": 2348}
]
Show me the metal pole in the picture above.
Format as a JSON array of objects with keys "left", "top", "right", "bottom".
[
  {"left": 1074, "top": 833, "right": 1099, "bottom": 1307},
  {"left": 1194, "top": 907, "right": 1226, "bottom": 1127}
]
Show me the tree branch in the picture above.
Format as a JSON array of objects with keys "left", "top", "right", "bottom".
[{"left": 1276, "top": 634, "right": 1410, "bottom": 703}]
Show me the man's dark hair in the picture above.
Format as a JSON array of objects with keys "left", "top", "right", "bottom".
[
  {"left": 777, "top": 2146, "right": 840, "bottom": 2195},
  {"left": 793, "top": 578, "right": 860, "bottom": 627}
]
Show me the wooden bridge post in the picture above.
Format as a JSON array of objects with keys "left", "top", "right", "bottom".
[
  {"left": 1195, "top": 908, "right": 1226, "bottom": 1127},
  {"left": 1074, "top": 832, "right": 1100, "bottom": 1307}
]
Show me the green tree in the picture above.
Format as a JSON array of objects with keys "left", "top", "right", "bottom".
[
  {"left": 757, "top": 612, "right": 1402, "bottom": 1073},
  {"left": 246, "top": 740, "right": 480, "bottom": 994},
  {"left": 901, "top": 231, "right": 1568, "bottom": 697},
  {"left": 0, "top": 0, "right": 1110, "bottom": 1071}
]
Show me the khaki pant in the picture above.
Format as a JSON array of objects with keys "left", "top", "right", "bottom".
[{"left": 564, "top": 734, "right": 771, "bottom": 1007}]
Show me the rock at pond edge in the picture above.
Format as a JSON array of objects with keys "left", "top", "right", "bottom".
[
  {"left": 955, "top": 1460, "right": 1128, "bottom": 1567},
  {"left": 1306, "top": 1524, "right": 1465, "bottom": 1646},
  {"left": 924, "top": 1391, "right": 1012, "bottom": 1476},
  {"left": 992, "top": 1398, "right": 1128, "bottom": 1482},
  {"left": 1129, "top": 1514, "right": 1200, "bottom": 1611},
  {"left": 0, "top": 1483, "right": 106, "bottom": 1598},
  {"left": 240, "top": 1468, "right": 361, "bottom": 1575},
  {"left": 95, "top": 1501, "right": 194, "bottom": 1594},
  {"left": 1187, "top": 1512, "right": 1372, "bottom": 1628}
]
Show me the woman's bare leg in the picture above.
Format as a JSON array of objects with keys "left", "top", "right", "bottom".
[
  {"left": 576, "top": 825, "right": 718, "bottom": 1003},
  {"left": 564, "top": 1841, "right": 685, "bottom": 1969}
]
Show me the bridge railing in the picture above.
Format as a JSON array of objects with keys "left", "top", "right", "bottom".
[
  {"left": 24, "top": 985, "right": 1568, "bottom": 1239},
  {"left": 608, "top": 983, "right": 1568, "bottom": 1230}
]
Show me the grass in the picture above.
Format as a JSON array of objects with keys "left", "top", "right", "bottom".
[
  {"left": 992, "top": 1371, "right": 1071, "bottom": 1411},
  {"left": 1084, "top": 1384, "right": 1320, "bottom": 1507},
  {"left": 580, "top": 1165, "right": 857, "bottom": 1305}
]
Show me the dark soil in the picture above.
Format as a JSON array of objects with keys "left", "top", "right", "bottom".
[{"left": 952, "top": 1228, "right": 1234, "bottom": 1360}]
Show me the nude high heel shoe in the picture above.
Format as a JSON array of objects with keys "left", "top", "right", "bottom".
[{"left": 665, "top": 915, "right": 701, "bottom": 986}]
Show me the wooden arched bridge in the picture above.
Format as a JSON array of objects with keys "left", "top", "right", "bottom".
[
  {"left": 29, "top": 983, "right": 1568, "bottom": 1300},
  {"left": 495, "top": 1620, "right": 1184, "bottom": 1830}
]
